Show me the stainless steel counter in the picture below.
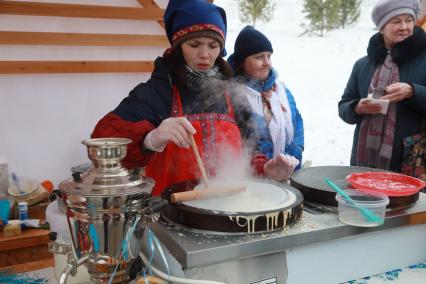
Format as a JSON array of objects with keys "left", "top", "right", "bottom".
[{"left": 151, "top": 192, "right": 426, "bottom": 270}]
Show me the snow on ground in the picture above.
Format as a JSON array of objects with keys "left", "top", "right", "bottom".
[{"left": 216, "top": 0, "right": 378, "bottom": 167}]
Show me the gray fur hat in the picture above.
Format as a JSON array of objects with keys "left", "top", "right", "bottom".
[{"left": 372, "top": 0, "right": 421, "bottom": 30}]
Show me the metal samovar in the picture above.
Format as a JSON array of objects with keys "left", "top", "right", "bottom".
[{"left": 51, "top": 138, "right": 155, "bottom": 283}]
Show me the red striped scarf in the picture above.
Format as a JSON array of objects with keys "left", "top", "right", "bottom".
[{"left": 356, "top": 54, "right": 398, "bottom": 170}]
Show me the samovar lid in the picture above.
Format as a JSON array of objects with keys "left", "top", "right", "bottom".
[{"left": 59, "top": 138, "right": 154, "bottom": 197}]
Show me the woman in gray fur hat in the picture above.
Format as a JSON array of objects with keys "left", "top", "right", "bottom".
[{"left": 338, "top": 0, "right": 426, "bottom": 174}]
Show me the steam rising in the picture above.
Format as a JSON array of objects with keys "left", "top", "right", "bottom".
[
  {"left": 187, "top": 76, "right": 258, "bottom": 183},
  {"left": 210, "top": 144, "right": 252, "bottom": 186}
]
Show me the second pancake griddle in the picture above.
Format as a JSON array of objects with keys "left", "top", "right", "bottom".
[{"left": 290, "top": 166, "right": 419, "bottom": 209}]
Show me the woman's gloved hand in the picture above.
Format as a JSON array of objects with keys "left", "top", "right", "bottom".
[
  {"left": 144, "top": 117, "right": 196, "bottom": 152},
  {"left": 251, "top": 154, "right": 269, "bottom": 175},
  {"left": 263, "top": 154, "right": 299, "bottom": 182}
]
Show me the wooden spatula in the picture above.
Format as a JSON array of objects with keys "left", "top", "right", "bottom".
[{"left": 189, "top": 134, "right": 209, "bottom": 187}]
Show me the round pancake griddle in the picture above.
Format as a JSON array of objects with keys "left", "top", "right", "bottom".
[
  {"left": 160, "top": 179, "right": 304, "bottom": 234},
  {"left": 290, "top": 166, "right": 419, "bottom": 209}
]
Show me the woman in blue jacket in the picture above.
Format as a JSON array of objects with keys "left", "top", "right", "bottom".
[{"left": 228, "top": 26, "right": 304, "bottom": 181}]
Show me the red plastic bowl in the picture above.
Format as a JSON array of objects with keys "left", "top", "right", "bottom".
[{"left": 346, "top": 172, "right": 426, "bottom": 196}]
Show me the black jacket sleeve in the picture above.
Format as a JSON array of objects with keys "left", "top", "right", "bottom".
[{"left": 338, "top": 59, "right": 364, "bottom": 125}]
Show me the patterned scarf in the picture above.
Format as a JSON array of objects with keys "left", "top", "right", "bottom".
[
  {"left": 243, "top": 68, "right": 277, "bottom": 93},
  {"left": 184, "top": 65, "right": 224, "bottom": 91},
  {"left": 238, "top": 69, "right": 294, "bottom": 157},
  {"left": 356, "top": 53, "right": 398, "bottom": 170},
  {"left": 240, "top": 69, "right": 277, "bottom": 123}
]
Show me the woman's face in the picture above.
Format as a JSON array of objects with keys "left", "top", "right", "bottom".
[
  {"left": 181, "top": 37, "right": 221, "bottom": 71},
  {"left": 382, "top": 14, "right": 414, "bottom": 49},
  {"left": 243, "top": 51, "right": 272, "bottom": 81}
]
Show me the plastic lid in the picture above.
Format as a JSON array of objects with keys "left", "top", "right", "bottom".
[{"left": 346, "top": 172, "right": 426, "bottom": 196}]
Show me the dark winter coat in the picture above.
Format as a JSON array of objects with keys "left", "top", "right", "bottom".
[{"left": 338, "top": 26, "right": 426, "bottom": 172}]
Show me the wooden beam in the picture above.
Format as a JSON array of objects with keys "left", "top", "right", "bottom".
[
  {"left": 0, "top": 31, "right": 168, "bottom": 46},
  {"left": 137, "top": 0, "right": 165, "bottom": 29},
  {"left": 0, "top": 258, "right": 54, "bottom": 273},
  {"left": 0, "top": 0, "right": 164, "bottom": 20},
  {"left": 0, "top": 61, "right": 154, "bottom": 74},
  {"left": 0, "top": 229, "right": 50, "bottom": 252}
]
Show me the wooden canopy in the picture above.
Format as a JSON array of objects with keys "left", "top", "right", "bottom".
[{"left": 0, "top": 0, "right": 168, "bottom": 74}]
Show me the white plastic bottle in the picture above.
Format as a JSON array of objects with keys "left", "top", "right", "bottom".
[{"left": 0, "top": 160, "right": 9, "bottom": 197}]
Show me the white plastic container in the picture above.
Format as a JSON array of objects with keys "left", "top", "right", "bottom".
[
  {"left": 335, "top": 189, "right": 389, "bottom": 227},
  {"left": 45, "top": 200, "right": 91, "bottom": 283},
  {"left": 8, "top": 176, "right": 48, "bottom": 205}
]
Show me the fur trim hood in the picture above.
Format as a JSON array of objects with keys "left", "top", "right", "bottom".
[{"left": 367, "top": 26, "right": 426, "bottom": 64}]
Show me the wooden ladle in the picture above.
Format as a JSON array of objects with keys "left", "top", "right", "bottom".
[
  {"left": 189, "top": 134, "right": 209, "bottom": 188},
  {"left": 170, "top": 135, "right": 246, "bottom": 204}
]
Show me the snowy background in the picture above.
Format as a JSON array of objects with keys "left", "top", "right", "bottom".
[
  {"left": 0, "top": 0, "right": 382, "bottom": 185},
  {"left": 216, "top": 0, "right": 379, "bottom": 167}
]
